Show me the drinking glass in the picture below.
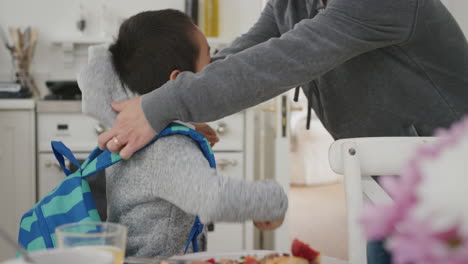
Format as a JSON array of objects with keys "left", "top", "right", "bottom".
[{"left": 56, "top": 222, "right": 127, "bottom": 264}]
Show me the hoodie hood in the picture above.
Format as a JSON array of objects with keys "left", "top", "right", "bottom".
[{"left": 77, "top": 44, "right": 137, "bottom": 128}]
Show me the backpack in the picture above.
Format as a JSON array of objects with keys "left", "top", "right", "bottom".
[{"left": 18, "top": 124, "right": 216, "bottom": 254}]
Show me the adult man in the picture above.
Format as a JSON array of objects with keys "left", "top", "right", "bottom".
[{"left": 84, "top": 0, "right": 468, "bottom": 262}]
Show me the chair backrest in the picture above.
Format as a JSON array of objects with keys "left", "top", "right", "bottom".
[
  {"left": 329, "top": 137, "right": 435, "bottom": 176},
  {"left": 328, "top": 137, "right": 435, "bottom": 264}
]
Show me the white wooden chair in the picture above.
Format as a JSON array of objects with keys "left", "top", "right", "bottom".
[{"left": 328, "top": 137, "right": 435, "bottom": 264}]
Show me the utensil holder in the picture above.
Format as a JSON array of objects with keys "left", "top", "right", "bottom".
[{"left": 10, "top": 50, "right": 39, "bottom": 97}]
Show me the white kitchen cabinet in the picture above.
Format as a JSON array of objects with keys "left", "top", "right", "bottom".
[
  {"left": 206, "top": 152, "right": 245, "bottom": 252},
  {"left": 0, "top": 99, "right": 36, "bottom": 262},
  {"left": 209, "top": 114, "right": 244, "bottom": 152},
  {"left": 207, "top": 110, "right": 257, "bottom": 252}
]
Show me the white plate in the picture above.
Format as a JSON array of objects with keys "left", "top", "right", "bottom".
[
  {"left": 170, "top": 251, "right": 348, "bottom": 264},
  {"left": 170, "top": 250, "right": 278, "bottom": 261}
]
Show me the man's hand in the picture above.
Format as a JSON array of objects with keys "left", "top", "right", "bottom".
[
  {"left": 98, "top": 96, "right": 156, "bottom": 159},
  {"left": 192, "top": 123, "right": 219, "bottom": 147},
  {"left": 253, "top": 219, "right": 284, "bottom": 231}
]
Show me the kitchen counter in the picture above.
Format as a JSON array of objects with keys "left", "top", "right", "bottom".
[
  {"left": 0, "top": 99, "right": 82, "bottom": 113},
  {"left": 36, "top": 100, "right": 82, "bottom": 113},
  {"left": 0, "top": 99, "right": 35, "bottom": 110}
]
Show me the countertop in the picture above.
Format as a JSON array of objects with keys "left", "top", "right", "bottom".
[
  {"left": 0, "top": 98, "right": 35, "bottom": 110},
  {"left": 36, "top": 100, "right": 82, "bottom": 113},
  {"left": 0, "top": 99, "right": 83, "bottom": 112}
]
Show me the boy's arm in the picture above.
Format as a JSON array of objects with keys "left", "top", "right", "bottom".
[
  {"left": 212, "top": 0, "right": 280, "bottom": 61},
  {"left": 145, "top": 135, "right": 288, "bottom": 223}
]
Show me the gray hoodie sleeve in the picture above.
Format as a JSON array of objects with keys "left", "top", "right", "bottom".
[
  {"left": 141, "top": 0, "right": 417, "bottom": 133},
  {"left": 139, "top": 134, "right": 288, "bottom": 223}
]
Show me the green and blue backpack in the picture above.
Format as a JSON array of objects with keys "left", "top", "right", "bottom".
[{"left": 18, "top": 124, "right": 215, "bottom": 254}]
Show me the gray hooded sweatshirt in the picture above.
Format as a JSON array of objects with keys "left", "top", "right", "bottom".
[
  {"left": 86, "top": 0, "right": 467, "bottom": 139},
  {"left": 77, "top": 46, "right": 288, "bottom": 258}
]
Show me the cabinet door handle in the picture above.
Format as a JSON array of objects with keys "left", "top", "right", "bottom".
[
  {"left": 45, "top": 161, "right": 63, "bottom": 172},
  {"left": 215, "top": 122, "right": 228, "bottom": 136},
  {"left": 217, "top": 159, "right": 238, "bottom": 170},
  {"left": 260, "top": 106, "right": 275, "bottom": 112},
  {"left": 261, "top": 105, "right": 302, "bottom": 112},
  {"left": 95, "top": 123, "right": 106, "bottom": 136},
  {"left": 290, "top": 106, "right": 303, "bottom": 111}
]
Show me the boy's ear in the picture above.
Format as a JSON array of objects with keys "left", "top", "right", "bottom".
[{"left": 169, "top": 70, "right": 181, "bottom": 80}]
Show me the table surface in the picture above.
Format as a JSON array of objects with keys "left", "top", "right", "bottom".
[
  {"left": 321, "top": 256, "right": 348, "bottom": 264},
  {"left": 169, "top": 251, "right": 347, "bottom": 264},
  {"left": 124, "top": 256, "right": 348, "bottom": 264}
]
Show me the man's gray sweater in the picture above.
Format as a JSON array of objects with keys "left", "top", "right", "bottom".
[
  {"left": 77, "top": 46, "right": 288, "bottom": 258},
  {"left": 134, "top": 0, "right": 468, "bottom": 138}
]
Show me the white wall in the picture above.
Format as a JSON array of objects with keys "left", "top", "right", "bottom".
[
  {"left": 442, "top": 0, "right": 468, "bottom": 37},
  {"left": 0, "top": 0, "right": 263, "bottom": 96}
]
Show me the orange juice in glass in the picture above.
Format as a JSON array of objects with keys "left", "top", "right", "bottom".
[{"left": 56, "top": 222, "right": 127, "bottom": 264}]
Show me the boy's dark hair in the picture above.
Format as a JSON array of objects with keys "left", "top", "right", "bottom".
[{"left": 109, "top": 9, "right": 199, "bottom": 95}]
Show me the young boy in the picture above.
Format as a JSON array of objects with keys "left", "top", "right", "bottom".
[{"left": 78, "top": 10, "right": 288, "bottom": 258}]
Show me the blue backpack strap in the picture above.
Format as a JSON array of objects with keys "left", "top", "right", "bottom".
[
  {"left": 64, "top": 130, "right": 163, "bottom": 178},
  {"left": 183, "top": 216, "right": 204, "bottom": 253},
  {"left": 158, "top": 124, "right": 216, "bottom": 169},
  {"left": 53, "top": 124, "right": 216, "bottom": 179},
  {"left": 155, "top": 124, "right": 216, "bottom": 254},
  {"left": 51, "top": 141, "right": 81, "bottom": 176}
]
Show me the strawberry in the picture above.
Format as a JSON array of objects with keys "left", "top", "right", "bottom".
[
  {"left": 205, "top": 258, "right": 216, "bottom": 264},
  {"left": 244, "top": 256, "right": 259, "bottom": 264},
  {"left": 291, "top": 239, "right": 320, "bottom": 261}
]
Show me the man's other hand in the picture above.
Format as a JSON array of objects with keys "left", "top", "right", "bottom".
[{"left": 193, "top": 123, "right": 220, "bottom": 147}]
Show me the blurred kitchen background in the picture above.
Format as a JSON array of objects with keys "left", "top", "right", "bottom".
[
  {"left": 0, "top": 0, "right": 265, "bottom": 93},
  {"left": 1, "top": 0, "right": 467, "bottom": 262}
]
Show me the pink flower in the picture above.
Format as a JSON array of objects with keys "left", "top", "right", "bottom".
[
  {"left": 433, "top": 226, "right": 468, "bottom": 264},
  {"left": 388, "top": 219, "right": 468, "bottom": 264},
  {"left": 360, "top": 165, "right": 420, "bottom": 240},
  {"left": 361, "top": 203, "right": 402, "bottom": 240},
  {"left": 387, "top": 218, "right": 438, "bottom": 264},
  {"left": 360, "top": 116, "right": 468, "bottom": 264}
]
